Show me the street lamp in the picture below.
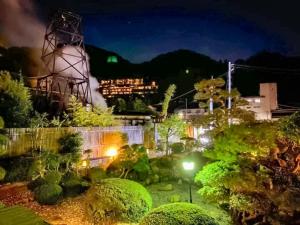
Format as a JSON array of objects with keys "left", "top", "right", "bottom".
[{"left": 182, "top": 161, "right": 195, "bottom": 203}]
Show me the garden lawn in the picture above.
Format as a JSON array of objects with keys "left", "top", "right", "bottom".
[{"left": 146, "top": 181, "right": 232, "bottom": 225}]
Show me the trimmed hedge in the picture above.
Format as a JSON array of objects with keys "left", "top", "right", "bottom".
[
  {"left": 140, "top": 203, "right": 218, "bottom": 225},
  {"left": 34, "top": 183, "right": 62, "bottom": 205},
  {"left": 85, "top": 178, "right": 152, "bottom": 223}
]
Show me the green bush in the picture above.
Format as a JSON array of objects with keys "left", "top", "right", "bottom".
[
  {"left": 3, "top": 157, "right": 33, "bottom": 182},
  {"left": 140, "top": 203, "right": 218, "bottom": 225},
  {"left": 44, "top": 171, "right": 62, "bottom": 184},
  {"left": 87, "top": 167, "right": 106, "bottom": 183},
  {"left": 0, "top": 166, "right": 6, "bottom": 181},
  {"left": 34, "top": 183, "right": 62, "bottom": 205},
  {"left": 170, "top": 142, "right": 185, "bottom": 154},
  {"left": 61, "top": 172, "right": 88, "bottom": 197},
  {"left": 85, "top": 178, "right": 152, "bottom": 223},
  {"left": 59, "top": 132, "right": 83, "bottom": 155},
  {"left": 27, "top": 177, "right": 45, "bottom": 191}
]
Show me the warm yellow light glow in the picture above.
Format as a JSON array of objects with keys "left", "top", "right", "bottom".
[
  {"left": 106, "top": 147, "right": 118, "bottom": 157},
  {"left": 82, "top": 160, "right": 87, "bottom": 167}
]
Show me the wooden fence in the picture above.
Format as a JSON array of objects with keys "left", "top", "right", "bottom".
[{"left": 0, "top": 126, "right": 145, "bottom": 158}]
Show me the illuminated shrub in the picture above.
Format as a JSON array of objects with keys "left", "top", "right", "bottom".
[
  {"left": 44, "top": 171, "right": 62, "bottom": 184},
  {"left": 140, "top": 203, "right": 218, "bottom": 225},
  {"left": 85, "top": 178, "right": 152, "bottom": 223}
]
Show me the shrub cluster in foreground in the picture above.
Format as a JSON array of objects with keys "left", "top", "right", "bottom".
[
  {"left": 140, "top": 202, "right": 218, "bottom": 225},
  {"left": 85, "top": 178, "right": 152, "bottom": 224}
]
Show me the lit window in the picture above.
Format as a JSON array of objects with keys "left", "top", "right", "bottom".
[{"left": 254, "top": 98, "right": 261, "bottom": 103}]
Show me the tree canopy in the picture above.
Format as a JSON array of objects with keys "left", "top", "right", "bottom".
[
  {"left": 0, "top": 71, "right": 32, "bottom": 127},
  {"left": 195, "top": 115, "right": 300, "bottom": 224}
]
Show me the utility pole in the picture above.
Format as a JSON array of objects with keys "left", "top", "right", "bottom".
[
  {"left": 227, "top": 62, "right": 235, "bottom": 109},
  {"left": 185, "top": 98, "right": 188, "bottom": 120},
  {"left": 209, "top": 76, "right": 214, "bottom": 114},
  {"left": 228, "top": 61, "right": 232, "bottom": 109}
]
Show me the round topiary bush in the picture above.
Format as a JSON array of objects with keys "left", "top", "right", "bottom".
[
  {"left": 140, "top": 203, "right": 218, "bottom": 225},
  {"left": 85, "top": 178, "right": 152, "bottom": 223},
  {"left": 0, "top": 166, "right": 6, "bottom": 181},
  {"left": 61, "top": 172, "right": 89, "bottom": 197},
  {"left": 34, "top": 183, "right": 63, "bottom": 205},
  {"left": 44, "top": 171, "right": 62, "bottom": 184}
]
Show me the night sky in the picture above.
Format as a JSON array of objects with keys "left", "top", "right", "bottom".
[{"left": 21, "top": 1, "right": 300, "bottom": 62}]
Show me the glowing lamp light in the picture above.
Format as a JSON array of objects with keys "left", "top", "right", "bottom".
[
  {"left": 182, "top": 161, "right": 195, "bottom": 171},
  {"left": 106, "top": 147, "right": 118, "bottom": 158},
  {"left": 82, "top": 160, "right": 87, "bottom": 168}
]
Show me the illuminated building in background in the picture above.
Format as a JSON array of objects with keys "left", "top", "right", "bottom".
[
  {"left": 107, "top": 55, "right": 118, "bottom": 63},
  {"left": 240, "top": 83, "right": 278, "bottom": 120},
  {"left": 99, "top": 78, "right": 158, "bottom": 98}
]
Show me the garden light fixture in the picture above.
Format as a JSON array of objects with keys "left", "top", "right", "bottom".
[{"left": 182, "top": 161, "right": 195, "bottom": 203}]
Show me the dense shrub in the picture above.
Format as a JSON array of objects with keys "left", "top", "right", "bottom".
[
  {"left": 27, "top": 177, "right": 45, "bottom": 191},
  {"left": 34, "top": 183, "right": 63, "bottom": 205},
  {"left": 140, "top": 203, "right": 218, "bottom": 225},
  {"left": 59, "top": 132, "right": 83, "bottom": 155},
  {"left": 170, "top": 142, "right": 185, "bottom": 154},
  {"left": 85, "top": 178, "right": 152, "bottom": 223},
  {"left": 87, "top": 167, "right": 106, "bottom": 183},
  {"left": 3, "top": 157, "right": 33, "bottom": 182},
  {"left": 44, "top": 171, "right": 62, "bottom": 184},
  {"left": 61, "top": 172, "right": 88, "bottom": 197},
  {"left": 0, "top": 167, "right": 6, "bottom": 181}
]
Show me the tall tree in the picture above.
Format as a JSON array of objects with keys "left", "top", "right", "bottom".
[
  {"left": 161, "top": 84, "right": 176, "bottom": 119},
  {"left": 158, "top": 114, "right": 187, "bottom": 155},
  {"left": 193, "top": 78, "right": 254, "bottom": 134}
]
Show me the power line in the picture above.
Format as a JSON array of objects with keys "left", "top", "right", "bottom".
[
  {"left": 234, "top": 64, "right": 300, "bottom": 74},
  {"left": 170, "top": 89, "right": 196, "bottom": 101},
  {"left": 278, "top": 104, "right": 300, "bottom": 110},
  {"left": 169, "top": 71, "right": 228, "bottom": 102}
]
